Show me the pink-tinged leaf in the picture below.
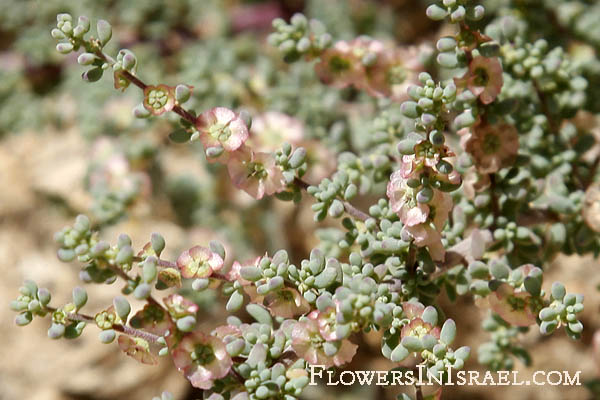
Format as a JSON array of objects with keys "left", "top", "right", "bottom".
[{"left": 117, "top": 335, "right": 158, "bottom": 365}]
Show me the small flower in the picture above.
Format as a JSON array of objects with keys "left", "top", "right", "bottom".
[
  {"left": 118, "top": 335, "right": 158, "bottom": 365},
  {"left": 309, "top": 307, "right": 338, "bottom": 341},
  {"left": 264, "top": 288, "right": 310, "bottom": 318},
  {"left": 363, "top": 45, "right": 422, "bottom": 100},
  {"left": 482, "top": 283, "right": 537, "bottom": 327},
  {"left": 291, "top": 317, "right": 357, "bottom": 368},
  {"left": 315, "top": 40, "right": 363, "bottom": 88},
  {"left": 163, "top": 294, "right": 199, "bottom": 319},
  {"left": 113, "top": 70, "right": 130, "bottom": 91},
  {"left": 463, "top": 122, "right": 519, "bottom": 174},
  {"left": 227, "top": 145, "right": 285, "bottom": 199},
  {"left": 143, "top": 84, "right": 176, "bottom": 115},
  {"left": 195, "top": 107, "right": 249, "bottom": 153},
  {"left": 400, "top": 318, "right": 440, "bottom": 340},
  {"left": 177, "top": 246, "right": 224, "bottom": 279},
  {"left": 455, "top": 56, "right": 503, "bottom": 104},
  {"left": 404, "top": 223, "right": 446, "bottom": 261},
  {"left": 129, "top": 303, "right": 174, "bottom": 337},
  {"left": 172, "top": 332, "right": 233, "bottom": 389},
  {"left": 225, "top": 257, "right": 260, "bottom": 286},
  {"left": 249, "top": 111, "right": 304, "bottom": 152},
  {"left": 387, "top": 170, "right": 427, "bottom": 226},
  {"left": 401, "top": 302, "right": 425, "bottom": 320},
  {"left": 400, "top": 302, "right": 441, "bottom": 339}
]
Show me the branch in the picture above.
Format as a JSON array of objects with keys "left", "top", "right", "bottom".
[
  {"left": 93, "top": 48, "right": 197, "bottom": 125},
  {"left": 45, "top": 306, "right": 162, "bottom": 344}
]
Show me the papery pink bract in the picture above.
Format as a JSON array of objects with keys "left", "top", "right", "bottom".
[
  {"left": 163, "top": 294, "right": 199, "bottom": 319},
  {"left": 177, "top": 245, "right": 224, "bottom": 279},
  {"left": 486, "top": 283, "right": 537, "bottom": 327},
  {"left": 172, "top": 332, "right": 233, "bottom": 390},
  {"left": 463, "top": 122, "right": 519, "bottom": 174},
  {"left": 227, "top": 145, "right": 285, "bottom": 199},
  {"left": 117, "top": 335, "right": 158, "bottom": 365},
  {"left": 196, "top": 107, "right": 249, "bottom": 153},
  {"left": 455, "top": 56, "right": 503, "bottom": 105},
  {"left": 315, "top": 40, "right": 364, "bottom": 88},
  {"left": 264, "top": 287, "right": 310, "bottom": 318},
  {"left": 291, "top": 318, "right": 357, "bottom": 368}
]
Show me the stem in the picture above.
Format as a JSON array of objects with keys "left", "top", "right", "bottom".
[
  {"left": 415, "top": 384, "right": 424, "bottom": 400},
  {"left": 342, "top": 201, "right": 370, "bottom": 222},
  {"left": 294, "top": 177, "right": 371, "bottom": 222},
  {"left": 45, "top": 306, "right": 162, "bottom": 344},
  {"left": 93, "top": 48, "right": 197, "bottom": 125}
]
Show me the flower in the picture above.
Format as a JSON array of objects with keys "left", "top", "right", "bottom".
[
  {"left": 362, "top": 45, "right": 422, "bottom": 100},
  {"left": 462, "top": 122, "right": 519, "bottom": 173},
  {"left": 143, "top": 84, "right": 175, "bottom": 115},
  {"left": 177, "top": 246, "right": 224, "bottom": 279},
  {"left": 308, "top": 307, "right": 338, "bottom": 341},
  {"left": 264, "top": 288, "right": 310, "bottom": 318},
  {"left": 163, "top": 294, "right": 199, "bottom": 319},
  {"left": 400, "top": 302, "right": 441, "bottom": 339},
  {"left": 404, "top": 223, "right": 446, "bottom": 261},
  {"left": 387, "top": 170, "right": 426, "bottom": 226},
  {"left": 195, "top": 107, "right": 249, "bottom": 154},
  {"left": 249, "top": 111, "right": 304, "bottom": 152},
  {"left": 172, "top": 332, "right": 233, "bottom": 389},
  {"left": 226, "top": 145, "right": 285, "bottom": 199},
  {"left": 291, "top": 317, "right": 357, "bottom": 368},
  {"left": 387, "top": 168, "right": 453, "bottom": 261},
  {"left": 455, "top": 56, "right": 503, "bottom": 105},
  {"left": 225, "top": 257, "right": 260, "bottom": 286},
  {"left": 113, "top": 70, "right": 130, "bottom": 91},
  {"left": 129, "top": 303, "right": 174, "bottom": 337},
  {"left": 315, "top": 40, "right": 363, "bottom": 88},
  {"left": 479, "top": 283, "right": 537, "bottom": 327},
  {"left": 117, "top": 335, "right": 158, "bottom": 365}
]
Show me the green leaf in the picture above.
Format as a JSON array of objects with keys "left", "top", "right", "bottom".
[{"left": 168, "top": 129, "right": 191, "bottom": 143}]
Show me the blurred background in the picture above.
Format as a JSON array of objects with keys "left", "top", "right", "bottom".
[{"left": 0, "top": 0, "right": 599, "bottom": 399}]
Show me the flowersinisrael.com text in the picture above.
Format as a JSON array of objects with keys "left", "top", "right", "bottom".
[{"left": 309, "top": 365, "right": 582, "bottom": 387}]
